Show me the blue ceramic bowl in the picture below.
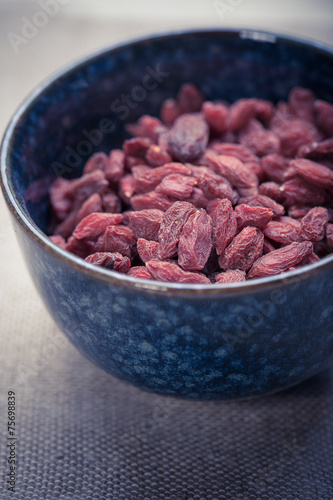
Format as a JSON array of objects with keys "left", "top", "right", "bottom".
[{"left": 1, "top": 29, "right": 333, "bottom": 400}]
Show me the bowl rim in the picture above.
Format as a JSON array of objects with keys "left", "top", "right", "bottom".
[{"left": 1, "top": 27, "right": 333, "bottom": 296}]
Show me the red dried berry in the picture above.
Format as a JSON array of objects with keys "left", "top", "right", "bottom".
[
  {"left": 73, "top": 212, "right": 123, "bottom": 240},
  {"left": 123, "top": 137, "right": 153, "bottom": 158},
  {"left": 130, "top": 191, "right": 175, "bottom": 212},
  {"left": 288, "top": 87, "right": 315, "bottom": 122},
  {"left": 300, "top": 207, "right": 328, "bottom": 241},
  {"left": 204, "top": 151, "right": 258, "bottom": 189},
  {"left": 168, "top": 114, "right": 209, "bottom": 162},
  {"left": 212, "top": 142, "right": 259, "bottom": 165},
  {"left": 49, "top": 234, "right": 66, "bottom": 249},
  {"left": 326, "top": 223, "right": 333, "bottom": 248},
  {"left": 127, "top": 266, "right": 152, "bottom": 279},
  {"left": 49, "top": 177, "right": 72, "bottom": 221},
  {"left": 241, "top": 129, "right": 280, "bottom": 157},
  {"left": 85, "top": 252, "right": 131, "bottom": 273},
  {"left": 239, "top": 194, "right": 285, "bottom": 216},
  {"left": 178, "top": 209, "right": 213, "bottom": 271},
  {"left": 288, "top": 204, "right": 312, "bottom": 219},
  {"left": 160, "top": 98, "right": 181, "bottom": 126},
  {"left": 102, "top": 192, "right": 122, "bottom": 213},
  {"left": 95, "top": 225, "right": 136, "bottom": 258},
  {"left": 118, "top": 174, "right": 135, "bottom": 204},
  {"left": 145, "top": 145, "right": 172, "bottom": 167},
  {"left": 219, "top": 227, "right": 264, "bottom": 272},
  {"left": 146, "top": 259, "right": 210, "bottom": 284},
  {"left": 133, "top": 163, "right": 191, "bottom": 194},
  {"left": 252, "top": 98, "right": 274, "bottom": 124},
  {"left": 274, "top": 119, "right": 318, "bottom": 158},
  {"left": 259, "top": 182, "right": 285, "bottom": 202},
  {"left": 315, "top": 100, "right": 333, "bottom": 136},
  {"left": 215, "top": 270, "right": 246, "bottom": 283},
  {"left": 105, "top": 149, "right": 125, "bottom": 183},
  {"left": 290, "top": 158, "right": 333, "bottom": 188},
  {"left": 137, "top": 239, "right": 159, "bottom": 263},
  {"left": 155, "top": 174, "right": 197, "bottom": 200},
  {"left": 158, "top": 201, "right": 197, "bottom": 259},
  {"left": 76, "top": 193, "right": 102, "bottom": 222},
  {"left": 207, "top": 198, "right": 237, "bottom": 255},
  {"left": 190, "top": 165, "right": 236, "bottom": 203},
  {"left": 177, "top": 83, "right": 205, "bottom": 113},
  {"left": 83, "top": 152, "right": 109, "bottom": 174},
  {"left": 262, "top": 217, "right": 302, "bottom": 244},
  {"left": 126, "top": 115, "right": 166, "bottom": 142},
  {"left": 202, "top": 101, "right": 228, "bottom": 134},
  {"left": 65, "top": 170, "right": 108, "bottom": 201},
  {"left": 281, "top": 177, "right": 328, "bottom": 206},
  {"left": 247, "top": 241, "right": 313, "bottom": 279},
  {"left": 227, "top": 99, "right": 255, "bottom": 132},
  {"left": 128, "top": 209, "right": 164, "bottom": 241},
  {"left": 261, "top": 154, "right": 288, "bottom": 183},
  {"left": 235, "top": 204, "right": 273, "bottom": 230},
  {"left": 65, "top": 236, "right": 95, "bottom": 259}
]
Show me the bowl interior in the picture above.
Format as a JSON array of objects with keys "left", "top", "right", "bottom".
[{"left": 4, "top": 30, "right": 333, "bottom": 235}]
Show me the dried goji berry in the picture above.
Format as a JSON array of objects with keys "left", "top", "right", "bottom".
[
  {"left": 219, "top": 227, "right": 264, "bottom": 272},
  {"left": 202, "top": 101, "right": 228, "bottom": 134},
  {"left": 95, "top": 225, "right": 136, "bottom": 257},
  {"left": 207, "top": 198, "right": 237, "bottom": 255},
  {"left": 227, "top": 98, "right": 255, "bottom": 132},
  {"left": 123, "top": 137, "right": 153, "bottom": 158},
  {"left": 290, "top": 158, "right": 333, "bottom": 188},
  {"left": 178, "top": 209, "right": 213, "bottom": 271},
  {"left": 289, "top": 87, "right": 315, "bottom": 122},
  {"left": 128, "top": 209, "right": 164, "bottom": 241},
  {"left": 247, "top": 241, "right": 313, "bottom": 279},
  {"left": 177, "top": 83, "right": 205, "bottom": 113},
  {"left": 65, "top": 170, "right": 108, "bottom": 201},
  {"left": 326, "top": 223, "right": 333, "bottom": 248},
  {"left": 300, "top": 207, "right": 328, "bottom": 241},
  {"left": 76, "top": 193, "right": 102, "bottom": 222},
  {"left": 281, "top": 177, "right": 328, "bottom": 206},
  {"left": 168, "top": 114, "right": 209, "bottom": 162},
  {"left": 83, "top": 152, "right": 109, "bottom": 174},
  {"left": 315, "top": 100, "right": 333, "bottom": 136},
  {"left": 105, "top": 149, "right": 125, "bottom": 183},
  {"left": 127, "top": 266, "right": 152, "bottom": 279},
  {"left": 133, "top": 163, "right": 191, "bottom": 194},
  {"left": 239, "top": 194, "right": 285, "bottom": 216},
  {"left": 215, "top": 269, "right": 246, "bottom": 283},
  {"left": 146, "top": 259, "right": 210, "bottom": 284},
  {"left": 155, "top": 174, "right": 197, "bottom": 200},
  {"left": 137, "top": 238, "right": 159, "bottom": 263},
  {"left": 85, "top": 251, "right": 131, "bottom": 272},
  {"left": 259, "top": 182, "right": 285, "bottom": 202},
  {"left": 204, "top": 151, "right": 258, "bottom": 189},
  {"left": 262, "top": 217, "right": 302, "bottom": 244},
  {"left": 73, "top": 212, "right": 123, "bottom": 240},
  {"left": 130, "top": 191, "right": 175, "bottom": 211},
  {"left": 158, "top": 201, "right": 197, "bottom": 259},
  {"left": 102, "top": 192, "right": 122, "bottom": 213},
  {"left": 235, "top": 204, "right": 273, "bottom": 230},
  {"left": 145, "top": 145, "right": 172, "bottom": 167}
]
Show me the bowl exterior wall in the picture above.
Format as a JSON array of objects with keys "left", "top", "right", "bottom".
[{"left": 13, "top": 217, "right": 333, "bottom": 400}]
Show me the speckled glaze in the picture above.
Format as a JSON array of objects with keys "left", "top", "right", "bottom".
[{"left": 2, "top": 30, "right": 333, "bottom": 399}]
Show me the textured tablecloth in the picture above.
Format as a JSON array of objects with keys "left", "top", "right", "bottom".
[{"left": 1, "top": 2, "right": 333, "bottom": 499}]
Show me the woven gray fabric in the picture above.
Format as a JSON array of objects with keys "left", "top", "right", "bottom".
[
  {"left": 1, "top": 340, "right": 333, "bottom": 499},
  {"left": 1, "top": 2, "right": 333, "bottom": 499}
]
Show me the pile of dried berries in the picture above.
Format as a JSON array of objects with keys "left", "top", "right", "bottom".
[{"left": 48, "top": 84, "right": 333, "bottom": 284}]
